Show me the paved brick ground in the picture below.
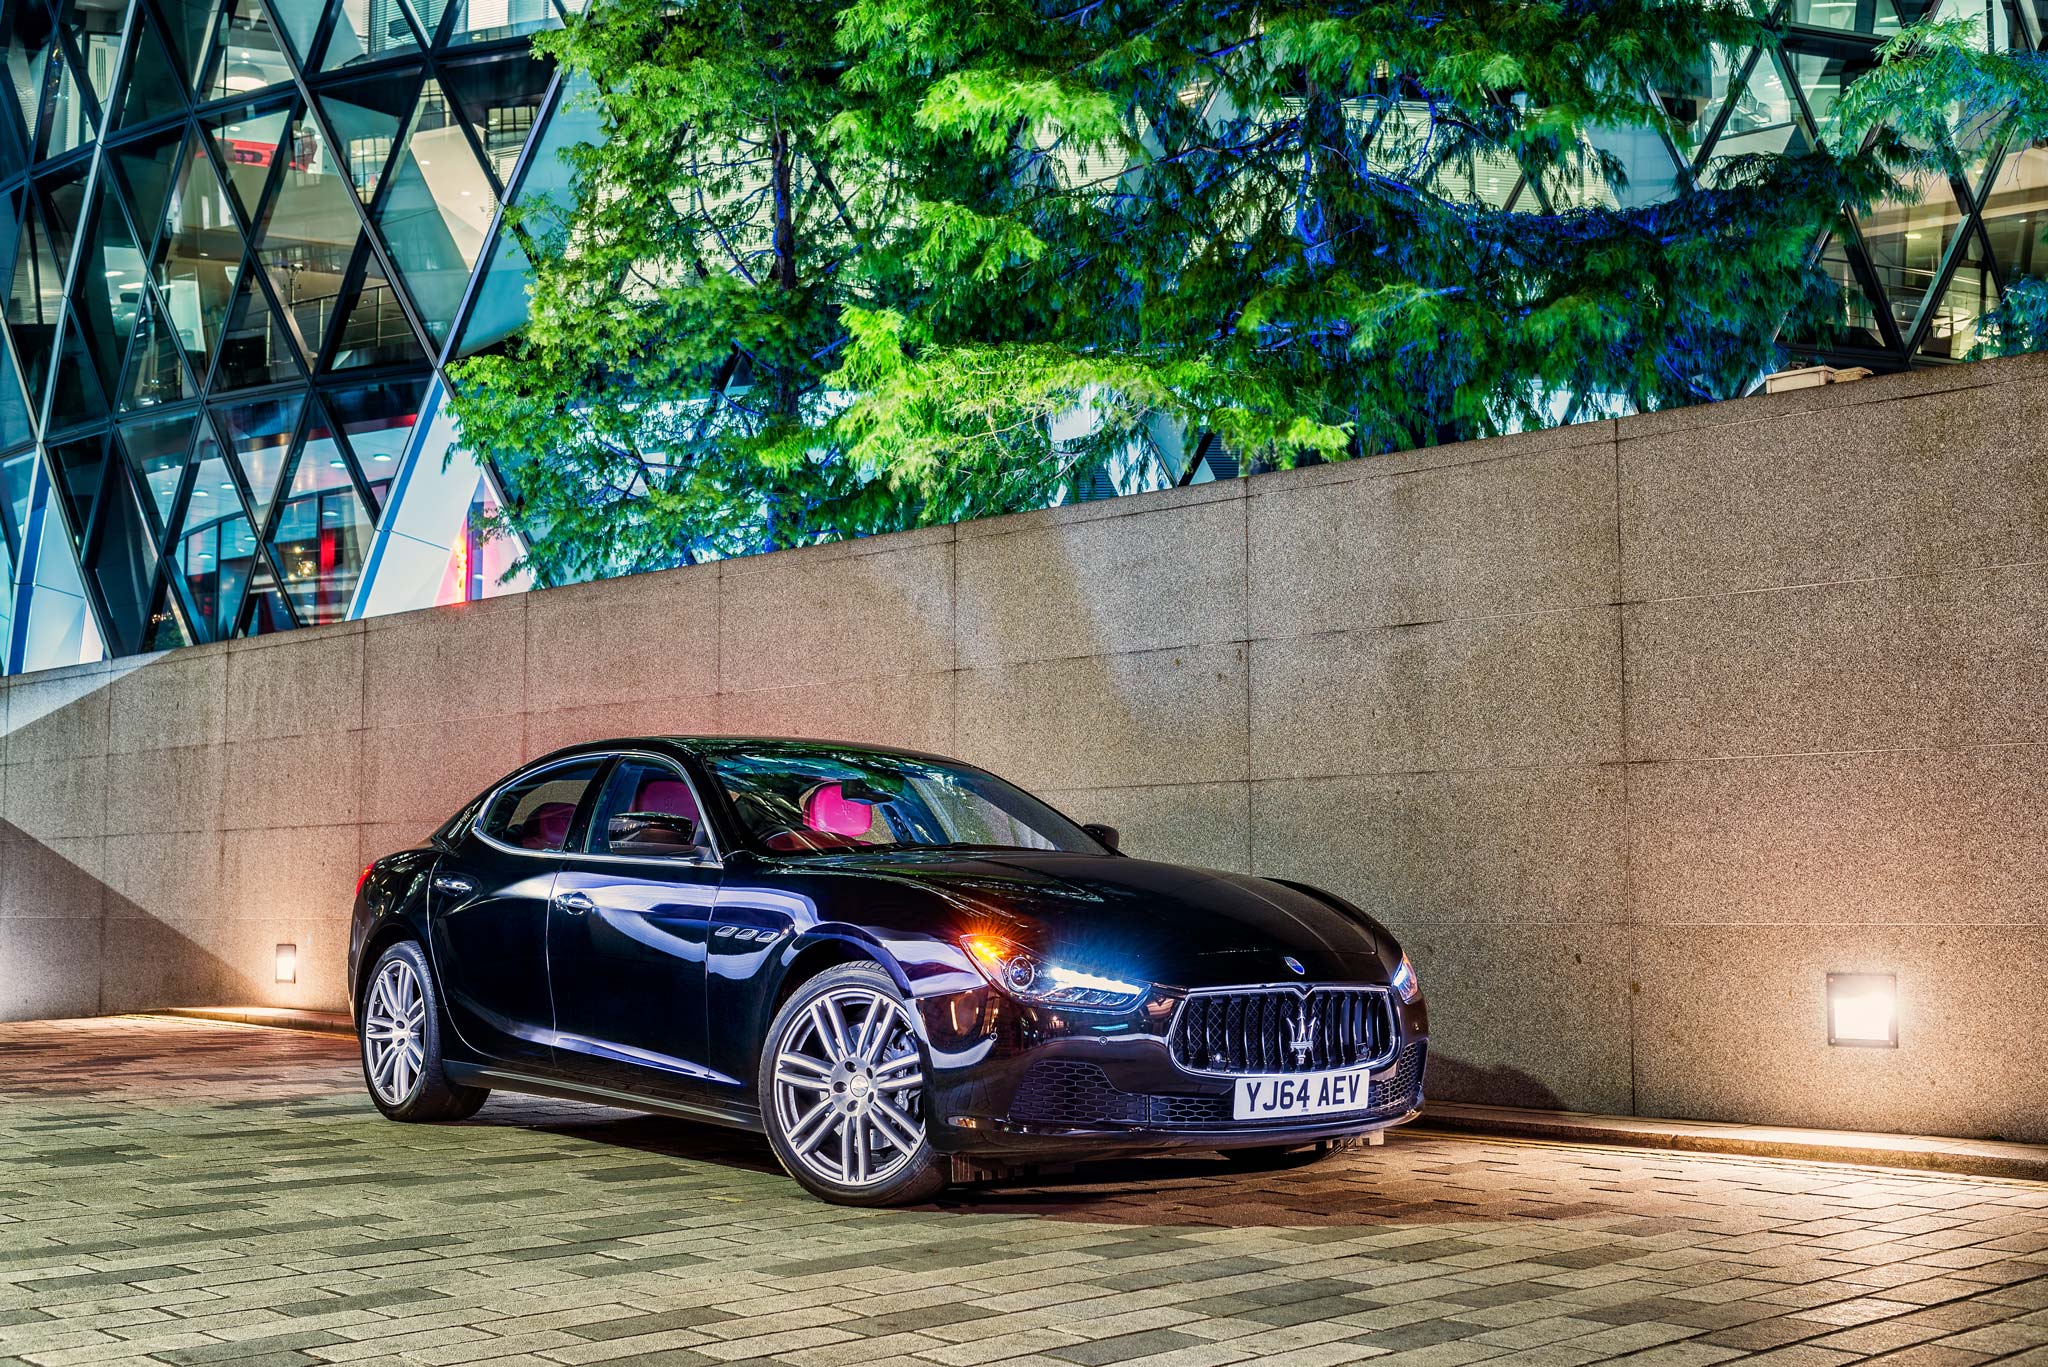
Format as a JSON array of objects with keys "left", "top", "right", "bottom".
[{"left": 2, "top": 1018, "right": 2046, "bottom": 1367}]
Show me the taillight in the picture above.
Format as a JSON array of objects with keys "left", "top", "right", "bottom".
[{"left": 355, "top": 863, "right": 375, "bottom": 898}]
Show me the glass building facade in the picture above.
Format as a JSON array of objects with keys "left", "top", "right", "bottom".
[{"left": 1, "top": 0, "right": 2044, "bottom": 674}]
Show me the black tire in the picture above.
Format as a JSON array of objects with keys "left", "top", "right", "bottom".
[
  {"left": 1218, "top": 1140, "right": 1339, "bottom": 1172},
  {"left": 759, "top": 961, "right": 947, "bottom": 1207},
  {"left": 359, "top": 940, "right": 489, "bottom": 1123}
]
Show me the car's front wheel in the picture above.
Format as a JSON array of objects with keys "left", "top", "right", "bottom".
[
  {"left": 359, "top": 940, "right": 489, "bottom": 1122},
  {"left": 760, "top": 962, "right": 946, "bottom": 1206}
]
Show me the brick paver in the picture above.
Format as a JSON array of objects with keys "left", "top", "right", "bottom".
[{"left": 1, "top": 1018, "right": 2045, "bottom": 1367}]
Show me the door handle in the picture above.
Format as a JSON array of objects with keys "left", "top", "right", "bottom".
[
  {"left": 432, "top": 873, "right": 477, "bottom": 897},
  {"left": 554, "top": 891, "right": 595, "bottom": 915}
]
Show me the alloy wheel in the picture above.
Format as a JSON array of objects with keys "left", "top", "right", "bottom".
[
  {"left": 770, "top": 986, "right": 926, "bottom": 1189},
  {"left": 363, "top": 956, "right": 427, "bottom": 1106}
]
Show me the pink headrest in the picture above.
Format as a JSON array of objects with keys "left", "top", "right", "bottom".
[
  {"left": 804, "top": 782, "right": 873, "bottom": 837},
  {"left": 523, "top": 801, "right": 576, "bottom": 849},
  {"left": 636, "top": 778, "right": 698, "bottom": 821}
]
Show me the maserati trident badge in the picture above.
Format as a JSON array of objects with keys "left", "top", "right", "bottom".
[{"left": 1287, "top": 1008, "right": 1319, "bottom": 1065}]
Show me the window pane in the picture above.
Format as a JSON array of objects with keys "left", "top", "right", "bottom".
[
  {"left": 319, "top": 0, "right": 422, "bottom": 70},
  {"left": 86, "top": 475, "right": 159, "bottom": 655},
  {"left": 155, "top": 135, "right": 244, "bottom": 380},
  {"left": 203, "top": 100, "right": 289, "bottom": 222},
  {"left": 480, "top": 759, "right": 604, "bottom": 851},
  {"left": 254, "top": 105, "right": 361, "bottom": 363},
  {"left": 591, "top": 759, "right": 707, "bottom": 857},
  {"left": 441, "top": 0, "right": 555, "bottom": 50},
  {"left": 214, "top": 269, "right": 302, "bottom": 388},
  {"left": 374, "top": 77, "right": 494, "bottom": 343},
  {"left": 219, "top": 391, "right": 303, "bottom": 531},
  {"left": 118, "top": 410, "right": 199, "bottom": 527},
  {"left": 199, "top": 0, "right": 293, "bottom": 102},
  {"left": 116, "top": 14, "right": 185, "bottom": 129}
]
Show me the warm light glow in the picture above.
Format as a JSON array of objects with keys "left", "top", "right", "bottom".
[
  {"left": 1827, "top": 973, "right": 1896, "bottom": 1047},
  {"left": 275, "top": 944, "right": 298, "bottom": 985}
]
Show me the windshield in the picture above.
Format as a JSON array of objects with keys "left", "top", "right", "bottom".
[{"left": 699, "top": 746, "right": 1105, "bottom": 856}]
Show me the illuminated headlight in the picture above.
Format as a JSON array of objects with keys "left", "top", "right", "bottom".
[
  {"left": 1390, "top": 952, "right": 1421, "bottom": 1004},
  {"left": 962, "top": 935, "right": 1146, "bottom": 1011}
]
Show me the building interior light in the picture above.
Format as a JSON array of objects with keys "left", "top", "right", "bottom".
[
  {"left": 1826, "top": 972, "right": 1896, "bottom": 1047},
  {"left": 275, "top": 943, "right": 298, "bottom": 985}
]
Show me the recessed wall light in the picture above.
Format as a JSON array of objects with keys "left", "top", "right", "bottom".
[
  {"left": 1827, "top": 972, "right": 1896, "bottom": 1047},
  {"left": 275, "top": 943, "right": 298, "bottom": 985}
]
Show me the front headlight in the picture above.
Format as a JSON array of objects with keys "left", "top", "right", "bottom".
[
  {"left": 961, "top": 934, "right": 1147, "bottom": 1011},
  {"left": 1390, "top": 952, "right": 1422, "bottom": 1004}
]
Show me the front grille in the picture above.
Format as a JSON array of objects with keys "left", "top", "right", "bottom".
[
  {"left": 1007, "top": 1043, "right": 1427, "bottom": 1130},
  {"left": 1169, "top": 987, "right": 1395, "bottom": 1075}
]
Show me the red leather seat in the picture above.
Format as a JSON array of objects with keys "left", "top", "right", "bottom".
[{"left": 520, "top": 802, "right": 576, "bottom": 850}]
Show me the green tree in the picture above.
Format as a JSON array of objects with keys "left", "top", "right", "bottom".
[{"left": 448, "top": 0, "right": 2016, "bottom": 587}]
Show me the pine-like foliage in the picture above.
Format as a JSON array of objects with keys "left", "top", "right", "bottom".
[{"left": 447, "top": 0, "right": 1996, "bottom": 585}]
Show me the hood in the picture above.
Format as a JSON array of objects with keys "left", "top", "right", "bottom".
[{"left": 789, "top": 848, "right": 1389, "bottom": 989}]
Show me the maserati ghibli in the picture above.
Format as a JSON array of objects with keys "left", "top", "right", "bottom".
[{"left": 347, "top": 737, "right": 1429, "bottom": 1205}]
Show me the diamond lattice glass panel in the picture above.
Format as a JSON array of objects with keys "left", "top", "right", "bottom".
[
  {"left": 1858, "top": 172, "right": 1966, "bottom": 335},
  {"left": 168, "top": 416, "right": 229, "bottom": 539},
  {"left": 56, "top": 0, "right": 120, "bottom": 105},
  {"left": 325, "top": 375, "right": 420, "bottom": 502},
  {"left": 47, "top": 431, "right": 104, "bottom": 538},
  {"left": 236, "top": 556, "right": 290, "bottom": 633},
  {"left": 319, "top": 0, "right": 422, "bottom": 71},
  {"left": 113, "top": 127, "right": 184, "bottom": 256},
  {"left": 375, "top": 77, "right": 494, "bottom": 343},
  {"left": 219, "top": 391, "right": 301, "bottom": 532},
  {"left": 329, "top": 233, "right": 423, "bottom": 365},
  {"left": 119, "top": 284, "right": 201, "bottom": 407},
  {"left": 2, "top": 0, "right": 54, "bottom": 152},
  {"left": 270, "top": 428, "right": 371, "bottom": 624},
  {"left": 86, "top": 472, "right": 159, "bottom": 653},
  {"left": 33, "top": 157, "right": 89, "bottom": 270},
  {"left": 452, "top": 220, "right": 524, "bottom": 356},
  {"left": 1789, "top": 48, "right": 1880, "bottom": 150},
  {"left": 0, "top": 340, "right": 29, "bottom": 447},
  {"left": 438, "top": 54, "right": 550, "bottom": 189},
  {"left": 1787, "top": 0, "right": 1902, "bottom": 36},
  {"left": 1980, "top": 143, "right": 2048, "bottom": 281},
  {"left": 40, "top": 47, "right": 94, "bottom": 155},
  {"left": 316, "top": 67, "right": 419, "bottom": 201},
  {"left": 203, "top": 100, "right": 289, "bottom": 222},
  {"left": 3, "top": 446, "right": 33, "bottom": 540},
  {"left": 253, "top": 104, "right": 362, "bottom": 359},
  {"left": 182, "top": 507, "right": 254, "bottom": 637},
  {"left": 440, "top": 0, "right": 555, "bottom": 50},
  {"left": 5, "top": 193, "right": 63, "bottom": 406},
  {"left": 1709, "top": 52, "right": 1804, "bottom": 160},
  {"left": 143, "top": 580, "right": 191, "bottom": 647},
  {"left": 73, "top": 180, "right": 148, "bottom": 394},
  {"left": 155, "top": 134, "right": 243, "bottom": 383},
  {"left": 115, "top": 11, "right": 184, "bottom": 129},
  {"left": 214, "top": 266, "right": 301, "bottom": 387},
  {"left": 46, "top": 311, "right": 109, "bottom": 431},
  {"left": 267, "top": 0, "right": 324, "bottom": 64},
  {"left": 158, "top": 0, "right": 224, "bottom": 85},
  {"left": 118, "top": 409, "right": 198, "bottom": 526},
  {"left": 198, "top": 0, "right": 294, "bottom": 102}
]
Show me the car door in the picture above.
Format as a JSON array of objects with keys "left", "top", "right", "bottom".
[
  {"left": 546, "top": 754, "right": 727, "bottom": 1100},
  {"left": 428, "top": 755, "right": 607, "bottom": 1069}
]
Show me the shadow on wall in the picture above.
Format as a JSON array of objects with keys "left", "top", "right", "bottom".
[
  {"left": 1423, "top": 1056, "right": 1565, "bottom": 1110},
  {"left": 0, "top": 819, "right": 254, "bottom": 1022}
]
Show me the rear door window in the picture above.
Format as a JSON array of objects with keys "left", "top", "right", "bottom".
[{"left": 478, "top": 759, "right": 607, "bottom": 852}]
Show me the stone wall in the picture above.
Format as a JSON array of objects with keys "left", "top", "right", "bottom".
[{"left": 4, "top": 353, "right": 2044, "bottom": 1140}]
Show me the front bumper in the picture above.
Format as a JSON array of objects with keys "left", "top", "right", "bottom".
[{"left": 914, "top": 984, "right": 1429, "bottom": 1159}]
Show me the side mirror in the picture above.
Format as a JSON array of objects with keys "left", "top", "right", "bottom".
[{"left": 1082, "top": 822, "right": 1121, "bottom": 853}]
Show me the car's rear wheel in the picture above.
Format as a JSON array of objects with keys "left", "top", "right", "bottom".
[
  {"left": 360, "top": 940, "right": 489, "bottom": 1122},
  {"left": 760, "top": 962, "right": 946, "bottom": 1206}
]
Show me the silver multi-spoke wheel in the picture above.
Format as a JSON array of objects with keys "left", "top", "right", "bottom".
[
  {"left": 770, "top": 985, "right": 926, "bottom": 1190},
  {"left": 363, "top": 956, "right": 427, "bottom": 1106}
]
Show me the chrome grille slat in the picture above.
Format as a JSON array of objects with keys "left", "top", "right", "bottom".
[{"left": 1169, "top": 986, "right": 1395, "bottom": 1077}]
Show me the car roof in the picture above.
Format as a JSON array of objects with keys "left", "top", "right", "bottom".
[{"left": 527, "top": 735, "right": 965, "bottom": 770}]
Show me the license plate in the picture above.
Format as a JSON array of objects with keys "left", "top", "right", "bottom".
[{"left": 1232, "top": 1069, "right": 1370, "bottom": 1121}]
